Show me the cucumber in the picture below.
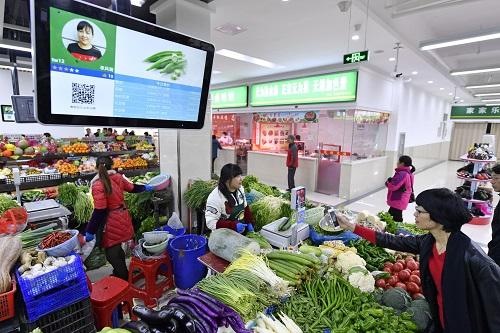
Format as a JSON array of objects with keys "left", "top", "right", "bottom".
[
  {"left": 267, "top": 251, "right": 317, "bottom": 267},
  {"left": 299, "top": 244, "right": 322, "bottom": 257},
  {"left": 277, "top": 217, "right": 290, "bottom": 231}
]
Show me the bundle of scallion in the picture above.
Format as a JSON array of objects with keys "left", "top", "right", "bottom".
[
  {"left": 196, "top": 274, "right": 262, "bottom": 322},
  {"left": 225, "top": 251, "right": 290, "bottom": 297},
  {"left": 18, "top": 223, "right": 59, "bottom": 250}
]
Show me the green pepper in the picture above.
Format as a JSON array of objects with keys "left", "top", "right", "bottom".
[
  {"left": 362, "top": 318, "right": 378, "bottom": 331},
  {"left": 365, "top": 308, "right": 384, "bottom": 318},
  {"left": 401, "top": 320, "right": 418, "bottom": 332}
]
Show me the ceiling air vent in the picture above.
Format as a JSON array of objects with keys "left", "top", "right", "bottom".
[{"left": 215, "top": 23, "right": 247, "bottom": 36}]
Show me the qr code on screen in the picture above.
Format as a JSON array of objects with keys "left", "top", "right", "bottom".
[{"left": 72, "top": 83, "right": 95, "bottom": 104}]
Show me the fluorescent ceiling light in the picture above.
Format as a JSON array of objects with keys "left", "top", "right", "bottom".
[
  {"left": 216, "top": 49, "right": 282, "bottom": 69},
  {"left": 420, "top": 30, "right": 500, "bottom": 51},
  {"left": 454, "top": 96, "right": 460, "bottom": 99},
  {"left": 130, "top": 0, "right": 146, "bottom": 6},
  {"left": 212, "top": 70, "right": 222, "bottom": 74},
  {"left": 451, "top": 67, "right": 500, "bottom": 76},
  {"left": 448, "top": 92, "right": 453, "bottom": 96},
  {"left": 352, "top": 35, "right": 360, "bottom": 41},
  {"left": 474, "top": 92, "right": 500, "bottom": 97},
  {"left": 486, "top": 104, "right": 500, "bottom": 106},
  {"left": 388, "top": 57, "right": 396, "bottom": 62},
  {"left": 427, "top": 80, "right": 433, "bottom": 84},
  {"left": 460, "top": 100, "right": 464, "bottom": 103},
  {"left": 412, "top": 71, "right": 418, "bottom": 75},
  {"left": 440, "top": 87, "right": 445, "bottom": 90},
  {"left": 466, "top": 83, "right": 500, "bottom": 89},
  {"left": 0, "top": 65, "right": 32, "bottom": 72},
  {"left": 482, "top": 99, "right": 500, "bottom": 102},
  {"left": 0, "top": 42, "right": 31, "bottom": 53}
]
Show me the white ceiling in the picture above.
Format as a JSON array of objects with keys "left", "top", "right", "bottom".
[{"left": 205, "top": 0, "right": 500, "bottom": 104}]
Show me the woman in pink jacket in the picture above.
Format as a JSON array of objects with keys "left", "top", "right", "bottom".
[{"left": 386, "top": 155, "right": 415, "bottom": 222}]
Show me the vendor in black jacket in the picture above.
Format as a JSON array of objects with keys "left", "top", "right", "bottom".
[{"left": 337, "top": 188, "right": 500, "bottom": 333}]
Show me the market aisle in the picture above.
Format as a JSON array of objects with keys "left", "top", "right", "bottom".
[{"left": 342, "top": 160, "right": 495, "bottom": 249}]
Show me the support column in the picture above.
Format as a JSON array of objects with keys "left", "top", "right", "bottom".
[{"left": 151, "top": 0, "right": 214, "bottom": 226}]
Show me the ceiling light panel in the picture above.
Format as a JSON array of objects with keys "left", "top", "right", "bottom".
[
  {"left": 215, "top": 23, "right": 247, "bottom": 36},
  {"left": 474, "top": 92, "right": 500, "bottom": 97},
  {"left": 130, "top": 0, "right": 146, "bottom": 7},
  {"left": 420, "top": 29, "right": 500, "bottom": 51},
  {"left": 451, "top": 67, "right": 500, "bottom": 76},
  {"left": 482, "top": 99, "right": 500, "bottom": 102},
  {"left": 216, "top": 49, "right": 282, "bottom": 69},
  {"left": 466, "top": 83, "right": 500, "bottom": 89}
]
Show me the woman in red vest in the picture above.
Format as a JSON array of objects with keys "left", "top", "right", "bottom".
[{"left": 85, "top": 156, "right": 154, "bottom": 280}]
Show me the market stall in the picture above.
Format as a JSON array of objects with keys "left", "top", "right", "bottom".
[
  {"left": 211, "top": 70, "right": 392, "bottom": 197},
  {"left": 0, "top": 172, "right": 432, "bottom": 333}
]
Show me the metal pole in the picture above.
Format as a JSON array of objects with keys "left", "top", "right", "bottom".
[{"left": 9, "top": 51, "right": 20, "bottom": 95}]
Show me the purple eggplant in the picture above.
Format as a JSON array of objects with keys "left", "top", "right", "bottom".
[
  {"left": 169, "top": 301, "right": 217, "bottom": 333},
  {"left": 122, "top": 320, "right": 152, "bottom": 333},
  {"left": 132, "top": 306, "right": 176, "bottom": 327}
]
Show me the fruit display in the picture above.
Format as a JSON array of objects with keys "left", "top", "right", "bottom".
[
  {"left": 113, "top": 157, "right": 148, "bottom": 170},
  {"left": 62, "top": 142, "right": 90, "bottom": 154},
  {"left": 135, "top": 141, "right": 155, "bottom": 151},
  {"left": 54, "top": 161, "right": 79, "bottom": 175},
  {"left": 91, "top": 142, "right": 107, "bottom": 152}
]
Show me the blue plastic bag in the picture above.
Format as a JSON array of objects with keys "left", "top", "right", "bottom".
[{"left": 309, "top": 227, "right": 360, "bottom": 245}]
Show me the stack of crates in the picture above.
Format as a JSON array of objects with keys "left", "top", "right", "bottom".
[
  {"left": 16, "top": 253, "right": 95, "bottom": 332},
  {"left": 22, "top": 298, "right": 96, "bottom": 333}
]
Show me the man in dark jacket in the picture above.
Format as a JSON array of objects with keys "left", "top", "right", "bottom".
[
  {"left": 211, "top": 135, "right": 223, "bottom": 174},
  {"left": 488, "top": 164, "right": 500, "bottom": 265},
  {"left": 286, "top": 135, "right": 298, "bottom": 191}
]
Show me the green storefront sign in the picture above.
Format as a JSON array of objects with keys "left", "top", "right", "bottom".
[
  {"left": 451, "top": 105, "right": 500, "bottom": 119},
  {"left": 249, "top": 71, "right": 358, "bottom": 107},
  {"left": 210, "top": 86, "right": 248, "bottom": 109}
]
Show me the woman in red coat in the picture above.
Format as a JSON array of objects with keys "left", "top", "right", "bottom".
[{"left": 85, "top": 156, "right": 154, "bottom": 280}]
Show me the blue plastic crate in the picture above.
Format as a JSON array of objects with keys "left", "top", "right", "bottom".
[
  {"left": 23, "top": 277, "right": 90, "bottom": 322},
  {"left": 16, "top": 253, "right": 85, "bottom": 302}
]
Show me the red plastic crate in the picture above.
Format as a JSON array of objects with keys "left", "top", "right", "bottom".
[{"left": 0, "top": 276, "right": 16, "bottom": 322}]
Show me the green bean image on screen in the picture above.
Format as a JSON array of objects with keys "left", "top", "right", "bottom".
[{"left": 144, "top": 51, "right": 187, "bottom": 80}]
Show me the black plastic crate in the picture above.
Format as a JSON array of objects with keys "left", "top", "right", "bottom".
[
  {"left": 22, "top": 298, "right": 96, "bottom": 333},
  {"left": 21, "top": 173, "right": 61, "bottom": 183}
]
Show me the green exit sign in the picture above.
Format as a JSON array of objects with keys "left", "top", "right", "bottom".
[{"left": 343, "top": 50, "right": 369, "bottom": 64}]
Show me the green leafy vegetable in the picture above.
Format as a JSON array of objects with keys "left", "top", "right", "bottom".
[
  {"left": 57, "top": 182, "right": 79, "bottom": 207},
  {"left": 183, "top": 179, "right": 217, "bottom": 211},
  {"left": 249, "top": 196, "right": 292, "bottom": 231},
  {"left": 378, "top": 211, "right": 398, "bottom": 234}
]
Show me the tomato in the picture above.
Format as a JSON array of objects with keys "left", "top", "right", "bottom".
[
  {"left": 398, "top": 269, "right": 411, "bottom": 282},
  {"left": 375, "top": 279, "right": 386, "bottom": 288},
  {"left": 384, "top": 262, "right": 394, "bottom": 270},
  {"left": 406, "top": 282, "right": 420, "bottom": 294},
  {"left": 406, "top": 260, "right": 419, "bottom": 271},
  {"left": 405, "top": 255, "right": 415, "bottom": 263},
  {"left": 412, "top": 293, "right": 425, "bottom": 300},
  {"left": 409, "top": 275, "right": 421, "bottom": 285},
  {"left": 385, "top": 285, "right": 393, "bottom": 290},
  {"left": 395, "top": 282, "right": 407, "bottom": 291},
  {"left": 392, "top": 262, "right": 404, "bottom": 272},
  {"left": 387, "top": 276, "right": 399, "bottom": 286},
  {"left": 396, "top": 259, "right": 406, "bottom": 267},
  {"left": 411, "top": 270, "right": 420, "bottom": 276},
  {"left": 383, "top": 267, "right": 393, "bottom": 273}
]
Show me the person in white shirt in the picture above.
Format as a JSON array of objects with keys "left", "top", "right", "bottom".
[
  {"left": 219, "top": 132, "right": 233, "bottom": 146},
  {"left": 205, "top": 164, "right": 255, "bottom": 232}
]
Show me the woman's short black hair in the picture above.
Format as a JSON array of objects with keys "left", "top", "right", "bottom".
[
  {"left": 77, "top": 21, "right": 94, "bottom": 35},
  {"left": 212, "top": 135, "right": 216, "bottom": 139},
  {"left": 416, "top": 188, "right": 472, "bottom": 232},
  {"left": 218, "top": 163, "right": 243, "bottom": 207}
]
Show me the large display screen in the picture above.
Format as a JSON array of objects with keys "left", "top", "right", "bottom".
[{"left": 31, "top": 0, "right": 215, "bottom": 129}]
